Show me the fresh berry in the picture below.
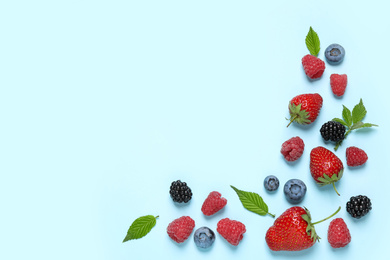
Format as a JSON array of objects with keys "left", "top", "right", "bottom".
[
  {"left": 265, "top": 206, "right": 341, "bottom": 251},
  {"left": 281, "top": 136, "right": 305, "bottom": 161},
  {"left": 346, "top": 195, "right": 372, "bottom": 219},
  {"left": 325, "top": 44, "right": 345, "bottom": 64},
  {"left": 346, "top": 146, "right": 368, "bottom": 167},
  {"left": 167, "top": 216, "right": 195, "bottom": 243},
  {"left": 194, "top": 227, "right": 215, "bottom": 248},
  {"left": 217, "top": 218, "right": 246, "bottom": 246},
  {"left": 330, "top": 74, "right": 348, "bottom": 97},
  {"left": 310, "top": 146, "right": 344, "bottom": 195},
  {"left": 320, "top": 121, "right": 346, "bottom": 142},
  {"left": 302, "top": 54, "right": 326, "bottom": 79},
  {"left": 287, "top": 93, "right": 323, "bottom": 127},
  {"left": 327, "top": 218, "right": 351, "bottom": 248},
  {"left": 283, "top": 179, "right": 307, "bottom": 204},
  {"left": 169, "top": 180, "right": 192, "bottom": 203},
  {"left": 201, "top": 191, "right": 227, "bottom": 216},
  {"left": 264, "top": 175, "right": 280, "bottom": 192}
]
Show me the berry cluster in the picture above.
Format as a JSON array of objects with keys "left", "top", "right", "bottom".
[
  {"left": 346, "top": 195, "right": 372, "bottom": 219},
  {"left": 320, "top": 121, "right": 346, "bottom": 142},
  {"left": 169, "top": 180, "right": 192, "bottom": 203}
]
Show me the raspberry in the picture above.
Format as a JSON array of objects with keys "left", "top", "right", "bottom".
[
  {"left": 330, "top": 74, "right": 348, "bottom": 97},
  {"left": 216, "top": 218, "right": 246, "bottom": 246},
  {"left": 280, "top": 136, "right": 305, "bottom": 161},
  {"left": 320, "top": 121, "right": 346, "bottom": 142},
  {"left": 302, "top": 54, "right": 326, "bottom": 79},
  {"left": 327, "top": 218, "right": 351, "bottom": 248},
  {"left": 346, "top": 146, "right": 368, "bottom": 167},
  {"left": 169, "top": 180, "right": 192, "bottom": 203},
  {"left": 167, "top": 216, "right": 195, "bottom": 243},
  {"left": 346, "top": 195, "right": 372, "bottom": 219},
  {"left": 201, "top": 191, "right": 227, "bottom": 216}
]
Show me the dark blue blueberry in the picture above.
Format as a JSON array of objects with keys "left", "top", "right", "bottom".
[
  {"left": 284, "top": 179, "right": 307, "bottom": 204},
  {"left": 194, "top": 227, "right": 215, "bottom": 249},
  {"left": 264, "top": 175, "right": 279, "bottom": 192},
  {"left": 325, "top": 44, "right": 345, "bottom": 64}
]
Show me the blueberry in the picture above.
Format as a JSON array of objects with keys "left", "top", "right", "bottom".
[
  {"left": 264, "top": 175, "right": 279, "bottom": 191},
  {"left": 284, "top": 179, "right": 307, "bottom": 204},
  {"left": 194, "top": 227, "right": 215, "bottom": 249},
  {"left": 325, "top": 44, "right": 345, "bottom": 64}
]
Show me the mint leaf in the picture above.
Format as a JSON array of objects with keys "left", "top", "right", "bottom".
[
  {"left": 123, "top": 215, "right": 158, "bottom": 242},
  {"left": 305, "top": 26, "right": 320, "bottom": 56},
  {"left": 332, "top": 118, "right": 348, "bottom": 127},
  {"left": 352, "top": 99, "right": 367, "bottom": 124},
  {"left": 361, "top": 123, "right": 378, "bottom": 128},
  {"left": 342, "top": 105, "right": 352, "bottom": 127},
  {"left": 231, "top": 185, "right": 274, "bottom": 217}
]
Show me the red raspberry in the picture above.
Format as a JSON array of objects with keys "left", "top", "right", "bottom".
[
  {"left": 330, "top": 74, "right": 348, "bottom": 97},
  {"left": 167, "top": 216, "right": 195, "bottom": 243},
  {"left": 302, "top": 54, "right": 325, "bottom": 79},
  {"left": 346, "top": 146, "right": 368, "bottom": 167},
  {"left": 216, "top": 218, "right": 246, "bottom": 246},
  {"left": 327, "top": 218, "right": 351, "bottom": 248},
  {"left": 281, "top": 136, "right": 305, "bottom": 161},
  {"left": 201, "top": 191, "right": 227, "bottom": 216}
]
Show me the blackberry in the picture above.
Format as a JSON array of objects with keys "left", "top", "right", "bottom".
[
  {"left": 320, "top": 121, "right": 346, "bottom": 142},
  {"left": 169, "top": 180, "right": 192, "bottom": 203},
  {"left": 346, "top": 195, "right": 372, "bottom": 219}
]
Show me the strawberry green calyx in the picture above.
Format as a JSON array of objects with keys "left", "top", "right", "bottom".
[
  {"left": 316, "top": 170, "right": 343, "bottom": 196},
  {"left": 287, "top": 103, "right": 311, "bottom": 127},
  {"left": 301, "top": 206, "right": 341, "bottom": 242}
]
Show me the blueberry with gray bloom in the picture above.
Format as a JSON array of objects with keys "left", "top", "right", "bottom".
[
  {"left": 194, "top": 227, "right": 215, "bottom": 249},
  {"left": 284, "top": 179, "right": 307, "bottom": 203},
  {"left": 264, "top": 175, "right": 279, "bottom": 192},
  {"left": 325, "top": 44, "right": 345, "bottom": 64}
]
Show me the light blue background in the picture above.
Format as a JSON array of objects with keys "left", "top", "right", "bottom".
[{"left": 1, "top": 1, "right": 390, "bottom": 259}]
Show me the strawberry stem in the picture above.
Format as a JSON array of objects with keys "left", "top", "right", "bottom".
[
  {"left": 332, "top": 182, "right": 340, "bottom": 196},
  {"left": 312, "top": 206, "right": 341, "bottom": 225},
  {"left": 286, "top": 115, "right": 297, "bottom": 127}
]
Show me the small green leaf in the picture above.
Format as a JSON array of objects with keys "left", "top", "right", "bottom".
[
  {"left": 123, "top": 215, "right": 158, "bottom": 242},
  {"left": 342, "top": 105, "right": 352, "bottom": 127},
  {"left": 305, "top": 26, "right": 321, "bottom": 56},
  {"left": 360, "top": 123, "right": 378, "bottom": 128},
  {"left": 332, "top": 118, "right": 348, "bottom": 127},
  {"left": 352, "top": 99, "right": 367, "bottom": 124},
  {"left": 231, "top": 185, "right": 274, "bottom": 217}
]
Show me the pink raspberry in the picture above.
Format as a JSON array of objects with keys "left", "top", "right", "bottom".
[
  {"left": 201, "top": 191, "right": 227, "bottom": 216},
  {"left": 327, "top": 218, "right": 351, "bottom": 248},
  {"left": 346, "top": 146, "right": 368, "bottom": 167},
  {"left": 167, "top": 216, "right": 195, "bottom": 243},
  {"left": 217, "top": 218, "right": 246, "bottom": 246},
  {"left": 330, "top": 74, "right": 348, "bottom": 97},
  {"left": 302, "top": 54, "right": 325, "bottom": 79},
  {"left": 281, "top": 136, "right": 305, "bottom": 161}
]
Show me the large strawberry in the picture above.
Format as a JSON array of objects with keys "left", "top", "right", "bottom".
[
  {"left": 287, "top": 93, "right": 323, "bottom": 127},
  {"left": 310, "top": 146, "right": 344, "bottom": 195},
  {"left": 265, "top": 206, "right": 340, "bottom": 251}
]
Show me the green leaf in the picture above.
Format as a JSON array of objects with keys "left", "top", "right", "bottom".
[
  {"left": 342, "top": 105, "right": 352, "bottom": 127},
  {"left": 360, "top": 123, "right": 378, "bottom": 128},
  {"left": 123, "top": 215, "right": 158, "bottom": 242},
  {"left": 305, "top": 26, "right": 320, "bottom": 56},
  {"left": 332, "top": 118, "right": 348, "bottom": 127},
  {"left": 352, "top": 99, "right": 367, "bottom": 124},
  {"left": 231, "top": 185, "right": 274, "bottom": 217}
]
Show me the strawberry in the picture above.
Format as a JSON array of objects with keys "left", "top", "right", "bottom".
[
  {"left": 265, "top": 206, "right": 341, "bottom": 251},
  {"left": 287, "top": 93, "right": 323, "bottom": 127},
  {"left": 310, "top": 146, "right": 344, "bottom": 195}
]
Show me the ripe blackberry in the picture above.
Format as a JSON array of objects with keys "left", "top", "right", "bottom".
[
  {"left": 169, "top": 180, "right": 192, "bottom": 203},
  {"left": 346, "top": 195, "right": 372, "bottom": 219},
  {"left": 320, "top": 121, "right": 346, "bottom": 142}
]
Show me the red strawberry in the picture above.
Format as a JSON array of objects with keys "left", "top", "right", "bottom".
[
  {"left": 327, "top": 218, "right": 351, "bottom": 248},
  {"left": 201, "top": 191, "right": 227, "bottom": 216},
  {"left": 330, "top": 74, "right": 348, "bottom": 97},
  {"left": 346, "top": 146, "right": 368, "bottom": 167},
  {"left": 287, "top": 93, "right": 323, "bottom": 127},
  {"left": 310, "top": 146, "right": 344, "bottom": 195},
  {"left": 167, "top": 216, "right": 195, "bottom": 243},
  {"left": 302, "top": 54, "right": 325, "bottom": 79},
  {"left": 217, "top": 218, "right": 246, "bottom": 246},
  {"left": 265, "top": 206, "right": 341, "bottom": 251}
]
